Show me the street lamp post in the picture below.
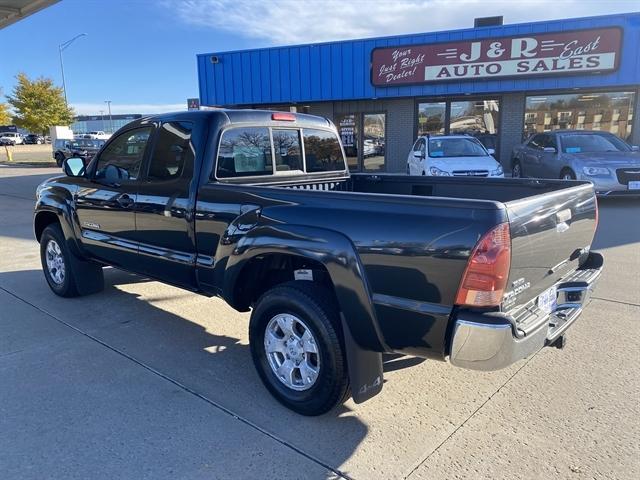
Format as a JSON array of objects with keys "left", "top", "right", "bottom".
[
  {"left": 58, "top": 33, "right": 87, "bottom": 106},
  {"left": 104, "top": 100, "right": 113, "bottom": 133},
  {"left": 99, "top": 110, "right": 105, "bottom": 131}
]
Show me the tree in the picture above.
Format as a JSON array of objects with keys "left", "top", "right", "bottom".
[
  {"left": 0, "top": 102, "right": 11, "bottom": 125},
  {"left": 6, "top": 73, "right": 74, "bottom": 134}
]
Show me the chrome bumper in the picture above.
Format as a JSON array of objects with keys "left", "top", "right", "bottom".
[{"left": 449, "top": 251, "right": 603, "bottom": 371}]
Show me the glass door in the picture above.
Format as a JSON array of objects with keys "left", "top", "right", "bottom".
[
  {"left": 337, "top": 114, "right": 359, "bottom": 171},
  {"left": 363, "top": 113, "right": 386, "bottom": 171}
]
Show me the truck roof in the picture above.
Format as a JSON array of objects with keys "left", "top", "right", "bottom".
[{"left": 133, "top": 109, "right": 334, "bottom": 130}]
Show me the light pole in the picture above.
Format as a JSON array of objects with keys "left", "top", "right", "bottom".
[
  {"left": 58, "top": 33, "right": 87, "bottom": 106},
  {"left": 104, "top": 100, "right": 113, "bottom": 133},
  {"left": 99, "top": 110, "right": 105, "bottom": 131}
]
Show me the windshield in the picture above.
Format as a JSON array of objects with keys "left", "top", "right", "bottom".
[
  {"left": 560, "top": 133, "right": 631, "bottom": 153},
  {"left": 70, "top": 139, "right": 104, "bottom": 149},
  {"left": 428, "top": 137, "right": 487, "bottom": 158}
]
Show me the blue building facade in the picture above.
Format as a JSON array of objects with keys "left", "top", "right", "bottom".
[{"left": 197, "top": 13, "right": 640, "bottom": 172}]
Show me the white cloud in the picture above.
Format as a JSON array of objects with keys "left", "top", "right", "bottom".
[
  {"left": 71, "top": 103, "right": 186, "bottom": 116},
  {"left": 165, "top": 0, "right": 638, "bottom": 45}
]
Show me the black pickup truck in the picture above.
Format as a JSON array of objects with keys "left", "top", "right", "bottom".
[{"left": 35, "top": 110, "right": 603, "bottom": 415}]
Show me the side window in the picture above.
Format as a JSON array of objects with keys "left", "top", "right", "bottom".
[
  {"left": 543, "top": 134, "right": 557, "bottom": 151},
  {"left": 272, "top": 129, "right": 302, "bottom": 172},
  {"left": 95, "top": 126, "right": 152, "bottom": 181},
  {"left": 216, "top": 127, "right": 273, "bottom": 178},
  {"left": 413, "top": 139, "right": 422, "bottom": 152},
  {"left": 147, "top": 122, "right": 194, "bottom": 181},
  {"left": 529, "top": 134, "right": 544, "bottom": 150},
  {"left": 302, "top": 128, "right": 345, "bottom": 172}
]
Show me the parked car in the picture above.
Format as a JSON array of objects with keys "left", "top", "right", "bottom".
[
  {"left": 82, "top": 130, "right": 111, "bottom": 140},
  {"left": 511, "top": 130, "right": 640, "bottom": 196},
  {"left": 24, "top": 134, "right": 45, "bottom": 145},
  {"left": 35, "top": 109, "right": 602, "bottom": 415},
  {"left": 0, "top": 132, "right": 24, "bottom": 145},
  {"left": 408, "top": 135, "right": 504, "bottom": 177},
  {"left": 52, "top": 138, "right": 105, "bottom": 167}
]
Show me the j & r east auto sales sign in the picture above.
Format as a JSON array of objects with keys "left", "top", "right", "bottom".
[{"left": 371, "top": 27, "right": 622, "bottom": 86}]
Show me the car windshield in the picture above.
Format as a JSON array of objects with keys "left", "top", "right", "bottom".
[
  {"left": 428, "top": 138, "right": 487, "bottom": 158},
  {"left": 70, "top": 139, "right": 103, "bottom": 149},
  {"left": 560, "top": 133, "right": 631, "bottom": 153}
]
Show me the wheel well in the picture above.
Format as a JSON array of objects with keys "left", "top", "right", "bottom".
[
  {"left": 233, "top": 254, "right": 336, "bottom": 311},
  {"left": 34, "top": 211, "right": 60, "bottom": 242},
  {"left": 511, "top": 157, "right": 521, "bottom": 168}
]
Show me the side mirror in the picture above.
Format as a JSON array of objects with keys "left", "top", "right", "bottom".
[
  {"left": 487, "top": 148, "right": 496, "bottom": 155},
  {"left": 63, "top": 157, "right": 86, "bottom": 177},
  {"left": 413, "top": 151, "right": 424, "bottom": 159},
  {"left": 543, "top": 147, "right": 557, "bottom": 153},
  {"left": 631, "top": 145, "right": 639, "bottom": 152}
]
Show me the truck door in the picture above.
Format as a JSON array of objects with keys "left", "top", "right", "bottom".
[
  {"left": 134, "top": 121, "right": 198, "bottom": 288},
  {"left": 75, "top": 125, "right": 153, "bottom": 270}
]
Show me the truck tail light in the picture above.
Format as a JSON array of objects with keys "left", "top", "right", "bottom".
[
  {"left": 455, "top": 222, "right": 511, "bottom": 307},
  {"left": 272, "top": 112, "right": 296, "bottom": 121}
]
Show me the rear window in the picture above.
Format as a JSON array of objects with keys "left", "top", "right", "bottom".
[
  {"left": 272, "top": 129, "right": 302, "bottom": 172},
  {"left": 216, "top": 127, "right": 273, "bottom": 178},
  {"left": 302, "top": 128, "right": 344, "bottom": 172}
]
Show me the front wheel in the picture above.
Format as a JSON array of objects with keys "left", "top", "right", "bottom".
[
  {"left": 512, "top": 160, "right": 523, "bottom": 178},
  {"left": 249, "top": 281, "right": 349, "bottom": 416},
  {"left": 560, "top": 169, "right": 576, "bottom": 180},
  {"left": 40, "top": 224, "right": 80, "bottom": 297}
]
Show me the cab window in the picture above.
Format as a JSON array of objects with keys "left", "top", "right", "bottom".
[
  {"left": 147, "top": 122, "right": 194, "bottom": 181},
  {"left": 216, "top": 127, "right": 273, "bottom": 178},
  {"left": 302, "top": 128, "right": 344, "bottom": 172},
  {"left": 95, "top": 126, "right": 152, "bottom": 181},
  {"left": 272, "top": 129, "right": 302, "bottom": 172}
]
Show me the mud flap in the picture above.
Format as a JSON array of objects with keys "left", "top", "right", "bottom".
[
  {"left": 341, "top": 315, "right": 383, "bottom": 404},
  {"left": 68, "top": 252, "right": 104, "bottom": 296}
]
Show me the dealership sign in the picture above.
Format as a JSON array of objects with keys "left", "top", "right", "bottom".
[{"left": 371, "top": 27, "right": 622, "bottom": 86}]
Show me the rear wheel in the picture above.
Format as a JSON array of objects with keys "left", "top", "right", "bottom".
[
  {"left": 54, "top": 152, "right": 65, "bottom": 167},
  {"left": 512, "top": 160, "right": 523, "bottom": 178},
  {"left": 560, "top": 168, "right": 576, "bottom": 180},
  {"left": 249, "top": 281, "right": 349, "bottom": 416}
]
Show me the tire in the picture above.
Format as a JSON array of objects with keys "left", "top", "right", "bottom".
[
  {"left": 512, "top": 160, "right": 523, "bottom": 178},
  {"left": 55, "top": 152, "right": 65, "bottom": 167},
  {"left": 41, "top": 224, "right": 81, "bottom": 297},
  {"left": 560, "top": 168, "right": 576, "bottom": 180},
  {"left": 249, "top": 281, "right": 349, "bottom": 416}
]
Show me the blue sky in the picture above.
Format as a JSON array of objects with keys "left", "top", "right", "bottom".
[{"left": 1, "top": 0, "right": 637, "bottom": 115}]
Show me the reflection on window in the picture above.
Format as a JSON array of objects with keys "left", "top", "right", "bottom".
[
  {"left": 303, "top": 128, "right": 344, "bottom": 172},
  {"left": 272, "top": 129, "right": 302, "bottom": 172},
  {"left": 417, "top": 102, "right": 445, "bottom": 136},
  {"left": 148, "top": 122, "right": 194, "bottom": 181},
  {"left": 363, "top": 113, "right": 386, "bottom": 171},
  {"left": 524, "top": 91, "right": 635, "bottom": 141},
  {"left": 216, "top": 127, "right": 273, "bottom": 178}
]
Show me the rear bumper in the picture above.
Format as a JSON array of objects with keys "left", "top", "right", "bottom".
[{"left": 449, "top": 251, "right": 603, "bottom": 371}]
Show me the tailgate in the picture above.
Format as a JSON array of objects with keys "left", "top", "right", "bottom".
[{"left": 503, "top": 182, "right": 598, "bottom": 311}]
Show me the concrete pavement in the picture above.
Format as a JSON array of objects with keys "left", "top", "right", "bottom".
[{"left": 1, "top": 166, "right": 638, "bottom": 479}]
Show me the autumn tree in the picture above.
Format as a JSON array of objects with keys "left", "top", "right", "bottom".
[
  {"left": 0, "top": 102, "right": 11, "bottom": 125},
  {"left": 6, "top": 73, "right": 74, "bottom": 134}
]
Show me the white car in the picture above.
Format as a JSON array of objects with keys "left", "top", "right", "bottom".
[
  {"left": 0, "top": 132, "right": 24, "bottom": 145},
  {"left": 408, "top": 135, "right": 504, "bottom": 177}
]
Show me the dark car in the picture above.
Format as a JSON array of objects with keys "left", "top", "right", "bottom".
[
  {"left": 52, "top": 138, "right": 105, "bottom": 167},
  {"left": 511, "top": 130, "right": 640, "bottom": 196},
  {"left": 24, "top": 134, "right": 45, "bottom": 145},
  {"left": 35, "top": 109, "right": 603, "bottom": 415}
]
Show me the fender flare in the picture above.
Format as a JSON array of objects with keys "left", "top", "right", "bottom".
[
  {"left": 223, "top": 224, "right": 387, "bottom": 352},
  {"left": 35, "top": 189, "right": 85, "bottom": 258}
]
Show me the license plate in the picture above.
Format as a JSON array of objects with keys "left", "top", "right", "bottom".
[
  {"left": 537, "top": 286, "right": 557, "bottom": 314},
  {"left": 629, "top": 181, "right": 640, "bottom": 190}
]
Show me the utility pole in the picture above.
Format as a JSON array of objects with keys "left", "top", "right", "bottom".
[
  {"left": 105, "top": 100, "right": 113, "bottom": 133},
  {"left": 58, "top": 33, "right": 87, "bottom": 106}
]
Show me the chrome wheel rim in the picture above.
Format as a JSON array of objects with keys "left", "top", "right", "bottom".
[
  {"left": 45, "top": 239, "right": 65, "bottom": 285},
  {"left": 562, "top": 173, "right": 573, "bottom": 180},
  {"left": 264, "top": 313, "right": 320, "bottom": 391},
  {"left": 513, "top": 165, "right": 521, "bottom": 177}
]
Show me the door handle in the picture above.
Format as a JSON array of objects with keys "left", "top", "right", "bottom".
[{"left": 116, "top": 194, "right": 134, "bottom": 208}]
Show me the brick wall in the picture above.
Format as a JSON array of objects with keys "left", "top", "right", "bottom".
[{"left": 498, "top": 93, "right": 525, "bottom": 172}]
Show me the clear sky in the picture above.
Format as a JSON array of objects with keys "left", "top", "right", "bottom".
[{"left": 1, "top": 0, "right": 637, "bottom": 115}]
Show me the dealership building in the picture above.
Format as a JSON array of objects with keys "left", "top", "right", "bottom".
[{"left": 196, "top": 12, "right": 639, "bottom": 173}]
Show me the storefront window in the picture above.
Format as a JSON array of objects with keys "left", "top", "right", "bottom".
[
  {"left": 524, "top": 91, "right": 636, "bottom": 142},
  {"left": 417, "top": 102, "right": 445, "bottom": 136},
  {"left": 363, "top": 113, "right": 386, "bottom": 171},
  {"left": 337, "top": 114, "right": 359, "bottom": 171}
]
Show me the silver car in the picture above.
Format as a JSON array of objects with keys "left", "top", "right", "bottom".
[{"left": 511, "top": 130, "right": 640, "bottom": 196}]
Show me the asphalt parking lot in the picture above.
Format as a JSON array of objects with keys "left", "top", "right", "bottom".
[{"left": 1, "top": 166, "right": 638, "bottom": 480}]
